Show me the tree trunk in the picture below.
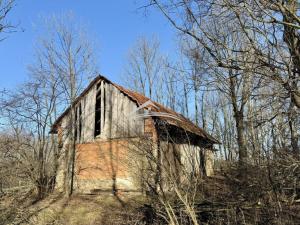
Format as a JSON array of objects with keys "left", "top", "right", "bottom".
[
  {"left": 235, "top": 111, "right": 247, "bottom": 164},
  {"left": 65, "top": 105, "right": 77, "bottom": 197},
  {"left": 282, "top": 0, "right": 300, "bottom": 109},
  {"left": 229, "top": 70, "right": 247, "bottom": 165},
  {"left": 37, "top": 144, "right": 45, "bottom": 199}
]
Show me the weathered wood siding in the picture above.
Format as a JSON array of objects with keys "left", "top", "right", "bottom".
[
  {"left": 99, "top": 81, "right": 144, "bottom": 139},
  {"left": 82, "top": 83, "right": 97, "bottom": 142},
  {"left": 160, "top": 141, "right": 213, "bottom": 183},
  {"left": 58, "top": 80, "right": 144, "bottom": 143}
]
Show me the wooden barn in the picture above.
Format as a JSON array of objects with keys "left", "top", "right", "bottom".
[{"left": 50, "top": 75, "right": 219, "bottom": 194}]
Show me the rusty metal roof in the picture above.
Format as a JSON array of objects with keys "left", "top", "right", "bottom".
[{"left": 51, "top": 75, "right": 219, "bottom": 144}]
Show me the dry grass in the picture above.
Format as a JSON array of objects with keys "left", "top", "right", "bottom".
[{"left": 1, "top": 192, "right": 151, "bottom": 225}]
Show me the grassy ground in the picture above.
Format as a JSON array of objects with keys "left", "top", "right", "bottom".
[{"left": 1, "top": 191, "right": 149, "bottom": 225}]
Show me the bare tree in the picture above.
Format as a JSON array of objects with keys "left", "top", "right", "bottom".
[
  {"left": 146, "top": 0, "right": 300, "bottom": 164},
  {"left": 0, "top": 77, "right": 60, "bottom": 199},
  {"left": 0, "top": 0, "right": 15, "bottom": 41},
  {"left": 149, "top": 0, "right": 300, "bottom": 107},
  {"left": 123, "top": 37, "right": 166, "bottom": 102},
  {"left": 31, "top": 14, "right": 97, "bottom": 196}
]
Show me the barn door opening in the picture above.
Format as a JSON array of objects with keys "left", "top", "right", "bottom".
[{"left": 95, "top": 81, "right": 105, "bottom": 137}]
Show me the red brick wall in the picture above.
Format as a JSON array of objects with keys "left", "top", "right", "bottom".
[
  {"left": 67, "top": 118, "right": 158, "bottom": 193},
  {"left": 144, "top": 118, "right": 157, "bottom": 141},
  {"left": 76, "top": 140, "right": 129, "bottom": 180}
]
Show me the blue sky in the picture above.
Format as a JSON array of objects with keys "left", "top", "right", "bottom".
[{"left": 0, "top": 0, "right": 177, "bottom": 89}]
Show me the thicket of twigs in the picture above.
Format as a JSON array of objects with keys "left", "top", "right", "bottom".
[
  {"left": 102, "top": 156, "right": 300, "bottom": 225},
  {"left": 0, "top": 152, "right": 299, "bottom": 225}
]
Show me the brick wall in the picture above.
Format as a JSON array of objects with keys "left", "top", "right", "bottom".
[{"left": 74, "top": 139, "right": 138, "bottom": 193}]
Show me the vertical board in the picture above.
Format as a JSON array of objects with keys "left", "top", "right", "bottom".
[{"left": 82, "top": 84, "right": 96, "bottom": 142}]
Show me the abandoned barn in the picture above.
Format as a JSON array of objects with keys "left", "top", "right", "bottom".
[{"left": 50, "top": 75, "right": 219, "bottom": 194}]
